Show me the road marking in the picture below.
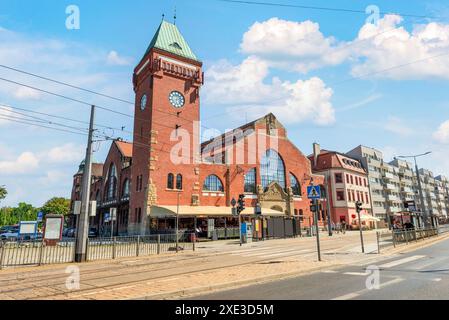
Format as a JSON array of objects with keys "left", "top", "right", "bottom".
[
  {"left": 333, "top": 292, "right": 360, "bottom": 300},
  {"left": 332, "top": 277, "right": 404, "bottom": 300},
  {"left": 344, "top": 272, "right": 370, "bottom": 276},
  {"left": 379, "top": 255, "right": 426, "bottom": 268},
  {"left": 432, "top": 278, "right": 442, "bottom": 282},
  {"left": 322, "top": 270, "right": 338, "bottom": 274}
]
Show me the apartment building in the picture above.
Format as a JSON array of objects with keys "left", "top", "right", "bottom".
[
  {"left": 434, "top": 175, "right": 449, "bottom": 217},
  {"left": 419, "top": 169, "right": 440, "bottom": 218},
  {"left": 347, "top": 146, "right": 389, "bottom": 225}
]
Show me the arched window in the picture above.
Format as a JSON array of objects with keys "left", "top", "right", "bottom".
[
  {"left": 167, "top": 173, "right": 174, "bottom": 189},
  {"left": 107, "top": 164, "right": 117, "bottom": 200},
  {"left": 244, "top": 168, "right": 257, "bottom": 193},
  {"left": 122, "top": 179, "right": 130, "bottom": 197},
  {"left": 290, "top": 173, "right": 301, "bottom": 196},
  {"left": 203, "top": 175, "right": 224, "bottom": 192},
  {"left": 260, "top": 149, "right": 286, "bottom": 189},
  {"left": 176, "top": 174, "right": 183, "bottom": 190}
]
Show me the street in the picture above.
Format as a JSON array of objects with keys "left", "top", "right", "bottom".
[{"left": 193, "top": 235, "right": 449, "bottom": 300}]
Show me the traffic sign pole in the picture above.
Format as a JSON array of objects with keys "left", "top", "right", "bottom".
[{"left": 314, "top": 199, "right": 322, "bottom": 262}]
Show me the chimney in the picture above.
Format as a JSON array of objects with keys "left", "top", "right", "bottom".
[{"left": 313, "top": 143, "right": 321, "bottom": 167}]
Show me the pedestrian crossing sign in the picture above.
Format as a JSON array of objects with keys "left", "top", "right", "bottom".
[{"left": 307, "top": 186, "right": 321, "bottom": 200}]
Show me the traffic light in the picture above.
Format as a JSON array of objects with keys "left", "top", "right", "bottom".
[
  {"left": 237, "top": 194, "right": 246, "bottom": 214},
  {"left": 355, "top": 201, "right": 363, "bottom": 213},
  {"left": 310, "top": 200, "right": 317, "bottom": 212}
]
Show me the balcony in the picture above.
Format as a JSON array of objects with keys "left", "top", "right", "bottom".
[
  {"left": 387, "top": 194, "right": 401, "bottom": 202},
  {"left": 401, "top": 187, "right": 413, "bottom": 193},
  {"left": 383, "top": 172, "right": 395, "bottom": 180},
  {"left": 385, "top": 183, "right": 398, "bottom": 191}
]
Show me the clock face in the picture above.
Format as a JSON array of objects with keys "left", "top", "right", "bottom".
[
  {"left": 169, "top": 91, "right": 185, "bottom": 108},
  {"left": 140, "top": 94, "right": 147, "bottom": 111}
]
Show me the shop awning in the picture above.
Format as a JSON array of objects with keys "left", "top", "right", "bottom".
[
  {"left": 149, "top": 205, "right": 286, "bottom": 218},
  {"left": 354, "top": 214, "right": 381, "bottom": 222}
]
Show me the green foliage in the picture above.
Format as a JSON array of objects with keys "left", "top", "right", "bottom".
[
  {"left": 41, "top": 197, "right": 71, "bottom": 217},
  {"left": 0, "top": 186, "right": 7, "bottom": 203},
  {"left": 0, "top": 203, "right": 38, "bottom": 226}
]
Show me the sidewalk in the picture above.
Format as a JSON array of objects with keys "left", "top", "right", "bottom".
[{"left": 0, "top": 230, "right": 444, "bottom": 300}]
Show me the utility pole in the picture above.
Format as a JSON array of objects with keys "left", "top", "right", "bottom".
[
  {"left": 324, "top": 174, "right": 333, "bottom": 236},
  {"left": 75, "top": 105, "right": 95, "bottom": 263},
  {"left": 313, "top": 199, "right": 322, "bottom": 262}
]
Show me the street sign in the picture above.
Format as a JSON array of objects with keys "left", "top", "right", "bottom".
[
  {"left": 104, "top": 213, "right": 110, "bottom": 223},
  {"left": 232, "top": 207, "right": 238, "bottom": 217},
  {"left": 110, "top": 208, "right": 117, "bottom": 222},
  {"left": 307, "top": 186, "right": 321, "bottom": 200},
  {"left": 19, "top": 221, "right": 38, "bottom": 237},
  {"left": 73, "top": 201, "right": 81, "bottom": 215},
  {"left": 37, "top": 211, "right": 44, "bottom": 222}
]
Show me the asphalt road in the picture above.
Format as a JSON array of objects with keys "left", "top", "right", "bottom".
[{"left": 193, "top": 236, "right": 449, "bottom": 300}]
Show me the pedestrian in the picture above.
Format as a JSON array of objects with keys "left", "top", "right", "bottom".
[{"left": 341, "top": 221, "right": 346, "bottom": 234}]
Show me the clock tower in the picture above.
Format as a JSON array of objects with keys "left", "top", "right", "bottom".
[{"left": 129, "top": 20, "right": 203, "bottom": 234}]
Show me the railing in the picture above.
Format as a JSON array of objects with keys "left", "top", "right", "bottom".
[
  {"left": 0, "top": 233, "right": 195, "bottom": 269},
  {"left": 0, "top": 239, "right": 75, "bottom": 268},
  {"left": 376, "top": 227, "right": 440, "bottom": 253}
]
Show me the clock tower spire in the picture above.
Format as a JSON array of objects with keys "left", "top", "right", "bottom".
[{"left": 129, "top": 20, "right": 203, "bottom": 235}]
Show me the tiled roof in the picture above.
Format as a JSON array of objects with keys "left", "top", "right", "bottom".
[
  {"left": 115, "top": 141, "right": 133, "bottom": 158},
  {"left": 143, "top": 20, "right": 199, "bottom": 62}
]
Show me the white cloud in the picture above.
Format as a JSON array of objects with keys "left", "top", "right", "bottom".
[
  {"left": 13, "top": 87, "right": 42, "bottom": 100},
  {"left": 240, "top": 18, "right": 348, "bottom": 73},
  {"left": 384, "top": 116, "right": 413, "bottom": 137},
  {"left": 433, "top": 120, "right": 449, "bottom": 143},
  {"left": 45, "top": 143, "right": 84, "bottom": 164},
  {"left": 203, "top": 56, "right": 335, "bottom": 125},
  {"left": 239, "top": 15, "right": 449, "bottom": 80},
  {"left": 106, "top": 50, "right": 132, "bottom": 66},
  {"left": 38, "top": 170, "right": 69, "bottom": 185},
  {"left": 350, "top": 15, "right": 449, "bottom": 80},
  {"left": 0, "top": 152, "right": 39, "bottom": 175}
]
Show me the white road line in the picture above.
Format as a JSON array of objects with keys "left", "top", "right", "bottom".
[
  {"left": 379, "top": 255, "right": 426, "bottom": 268},
  {"left": 322, "top": 270, "right": 338, "bottom": 274},
  {"left": 344, "top": 272, "right": 370, "bottom": 276},
  {"left": 414, "top": 257, "right": 447, "bottom": 270},
  {"left": 332, "top": 277, "right": 404, "bottom": 300},
  {"left": 332, "top": 292, "right": 360, "bottom": 300},
  {"left": 432, "top": 278, "right": 442, "bottom": 282}
]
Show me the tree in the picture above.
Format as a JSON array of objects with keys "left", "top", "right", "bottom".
[
  {"left": 12, "top": 203, "right": 38, "bottom": 223},
  {"left": 0, "top": 185, "right": 7, "bottom": 204},
  {"left": 41, "top": 197, "right": 71, "bottom": 217}
]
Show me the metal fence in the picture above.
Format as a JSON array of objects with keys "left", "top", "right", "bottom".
[
  {"left": 0, "top": 233, "right": 195, "bottom": 269},
  {"left": 376, "top": 227, "right": 440, "bottom": 253}
]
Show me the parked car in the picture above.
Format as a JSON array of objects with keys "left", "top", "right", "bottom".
[
  {"left": 0, "top": 226, "right": 18, "bottom": 235},
  {"left": 1, "top": 232, "right": 19, "bottom": 241}
]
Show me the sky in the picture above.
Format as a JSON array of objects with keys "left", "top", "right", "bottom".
[{"left": 1, "top": 0, "right": 449, "bottom": 207}]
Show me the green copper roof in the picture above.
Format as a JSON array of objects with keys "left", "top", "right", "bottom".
[{"left": 144, "top": 20, "right": 199, "bottom": 62}]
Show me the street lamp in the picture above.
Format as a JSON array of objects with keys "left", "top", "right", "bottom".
[{"left": 396, "top": 152, "right": 432, "bottom": 228}]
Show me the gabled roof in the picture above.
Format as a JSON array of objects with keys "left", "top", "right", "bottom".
[
  {"left": 143, "top": 20, "right": 199, "bottom": 62},
  {"left": 115, "top": 141, "right": 133, "bottom": 158}
]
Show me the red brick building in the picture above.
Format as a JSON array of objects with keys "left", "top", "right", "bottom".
[{"left": 70, "top": 20, "right": 323, "bottom": 237}]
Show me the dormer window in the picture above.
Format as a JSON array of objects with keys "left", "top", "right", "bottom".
[{"left": 170, "top": 42, "right": 182, "bottom": 50}]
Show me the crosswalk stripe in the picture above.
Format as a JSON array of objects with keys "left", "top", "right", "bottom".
[
  {"left": 344, "top": 272, "right": 370, "bottom": 276},
  {"left": 379, "top": 255, "right": 426, "bottom": 268}
]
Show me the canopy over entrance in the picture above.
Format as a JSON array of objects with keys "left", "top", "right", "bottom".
[{"left": 149, "top": 206, "right": 286, "bottom": 218}]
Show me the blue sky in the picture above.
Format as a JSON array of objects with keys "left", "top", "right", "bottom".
[{"left": 1, "top": 0, "right": 449, "bottom": 207}]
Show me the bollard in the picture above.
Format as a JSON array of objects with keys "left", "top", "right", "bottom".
[
  {"left": 157, "top": 234, "right": 161, "bottom": 255},
  {"left": 38, "top": 242, "right": 44, "bottom": 266},
  {"left": 136, "top": 236, "right": 140, "bottom": 257},
  {"left": 112, "top": 237, "right": 116, "bottom": 260},
  {"left": 0, "top": 244, "right": 4, "bottom": 270},
  {"left": 376, "top": 232, "right": 380, "bottom": 254},
  {"left": 193, "top": 234, "right": 196, "bottom": 252}
]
